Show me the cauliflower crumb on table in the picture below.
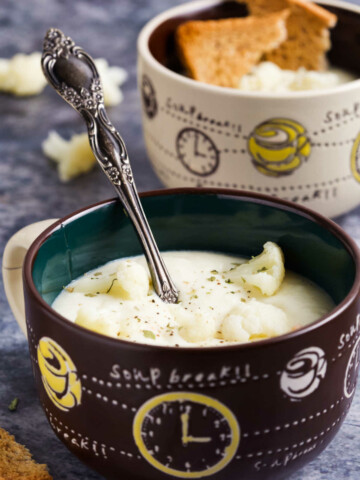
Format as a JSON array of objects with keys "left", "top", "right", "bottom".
[{"left": 0, "top": 51, "right": 127, "bottom": 102}]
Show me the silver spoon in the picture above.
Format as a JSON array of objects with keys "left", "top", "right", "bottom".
[{"left": 41, "top": 28, "right": 179, "bottom": 304}]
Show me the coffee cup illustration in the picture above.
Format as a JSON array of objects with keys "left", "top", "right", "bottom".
[
  {"left": 248, "top": 118, "right": 311, "bottom": 177},
  {"left": 37, "top": 337, "right": 82, "bottom": 412},
  {"left": 280, "top": 346, "right": 327, "bottom": 400}
]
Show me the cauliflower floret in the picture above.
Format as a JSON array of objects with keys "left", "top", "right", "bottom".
[
  {"left": 95, "top": 58, "right": 127, "bottom": 106},
  {"left": 115, "top": 260, "right": 149, "bottom": 300},
  {"left": 229, "top": 242, "right": 285, "bottom": 296},
  {"left": 238, "top": 62, "right": 355, "bottom": 93},
  {"left": 175, "top": 308, "right": 216, "bottom": 343},
  {"left": 75, "top": 306, "right": 118, "bottom": 337},
  {"left": 0, "top": 52, "right": 127, "bottom": 103},
  {"left": 71, "top": 260, "right": 149, "bottom": 300},
  {"left": 42, "top": 131, "right": 96, "bottom": 182},
  {"left": 221, "top": 314, "right": 250, "bottom": 343},
  {"left": 0, "top": 52, "right": 47, "bottom": 96},
  {"left": 221, "top": 299, "right": 289, "bottom": 342},
  {"left": 71, "top": 272, "right": 116, "bottom": 294}
]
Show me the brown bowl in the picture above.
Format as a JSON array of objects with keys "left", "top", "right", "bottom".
[{"left": 19, "top": 189, "right": 360, "bottom": 479}]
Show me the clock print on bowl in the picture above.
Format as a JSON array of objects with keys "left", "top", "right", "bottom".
[
  {"left": 344, "top": 336, "right": 360, "bottom": 398},
  {"left": 133, "top": 392, "right": 240, "bottom": 478},
  {"left": 176, "top": 128, "right": 220, "bottom": 177},
  {"left": 142, "top": 74, "right": 158, "bottom": 119}
]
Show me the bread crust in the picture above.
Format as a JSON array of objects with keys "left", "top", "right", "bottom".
[
  {"left": 176, "top": 10, "right": 289, "bottom": 87},
  {"left": 245, "top": 0, "right": 337, "bottom": 70},
  {"left": 289, "top": 0, "right": 337, "bottom": 27},
  {"left": 0, "top": 427, "right": 52, "bottom": 480}
]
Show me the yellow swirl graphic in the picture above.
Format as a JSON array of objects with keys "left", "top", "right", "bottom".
[
  {"left": 351, "top": 132, "right": 360, "bottom": 183},
  {"left": 248, "top": 118, "right": 311, "bottom": 177},
  {"left": 37, "top": 337, "right": 82, "bottom": 412}
]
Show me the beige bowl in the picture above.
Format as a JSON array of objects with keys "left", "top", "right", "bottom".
[{"left": 137, "top": 0, "right": 360, "bottom": 218}]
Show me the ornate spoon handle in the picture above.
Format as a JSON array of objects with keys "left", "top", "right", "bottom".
[{"left": 42, "top": 28, "right": 178, "bottom": 303}]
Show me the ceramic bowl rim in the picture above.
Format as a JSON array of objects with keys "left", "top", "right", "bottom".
[
  {"left": 137, "top": 0, "right": 360, "bottom": 100},
  {"left": 23, "top": 188, "right": 360, "bottom": 353}
]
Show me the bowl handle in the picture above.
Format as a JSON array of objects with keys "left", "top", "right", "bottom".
[{"left": 2, "top": 219, "right": 58, "bottom": 336}]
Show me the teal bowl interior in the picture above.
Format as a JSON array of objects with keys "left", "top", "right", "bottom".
[{"left": 32, "top": 192, "right": 355, "bottom": 308}]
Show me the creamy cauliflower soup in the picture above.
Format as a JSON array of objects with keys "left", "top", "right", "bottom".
[{"left": 52, "top": 243, "right": 334, "bottom": 347}]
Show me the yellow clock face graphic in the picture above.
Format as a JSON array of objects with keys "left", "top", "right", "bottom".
[{"left": 133, "top": 392, "right": 240, "bottom": 478}]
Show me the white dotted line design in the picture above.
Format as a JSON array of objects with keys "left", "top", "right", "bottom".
[
  {"left": 30, "top": 354, "right": 38, "bottom": 365},
  {"left": 42, "top": 399, "right": 349, "bottom": 465},
  {"left": 146, "top": 130, "right": 353, "bottom": 192},
  {"left": 26, "top": 323, "right": 39, "bottom": 360},
  {"left": 162, "top": 106, "right": 359, "bottom": 144},
  {"left": 236, "top": 408, "right": 349, "bottom": 460},
  {"left": 82, "top": 388, "right": 138, "bottom": 412},
  {"left": 83, "top": 372, "right": 270, "bottom": 392},
  {"left": 44, "top": 406, "right": 140, "bottom": 461},
  {"left": 331, "top": 335, "right": 359, "bottom": 362},
  {"left": 241, "top": 397, "right": 346, "bottom": 437},
  {"left": 79, "top": 336, "right": 358, "bottom": 395}
]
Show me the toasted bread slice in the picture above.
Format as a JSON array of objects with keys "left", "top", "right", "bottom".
[
  {"left": 0, "top": 427, "right": 52, "bottom": 480},
  {"left": 245, "top": 0, "right": 337, "bottom": 70},
  {"left": 176, "top": 10, "right": 289, "bottom": 87}
]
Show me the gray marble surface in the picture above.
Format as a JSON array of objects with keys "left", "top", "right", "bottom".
[{"left": 0, "top": 0, "right": 359, "bottom": 479}]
